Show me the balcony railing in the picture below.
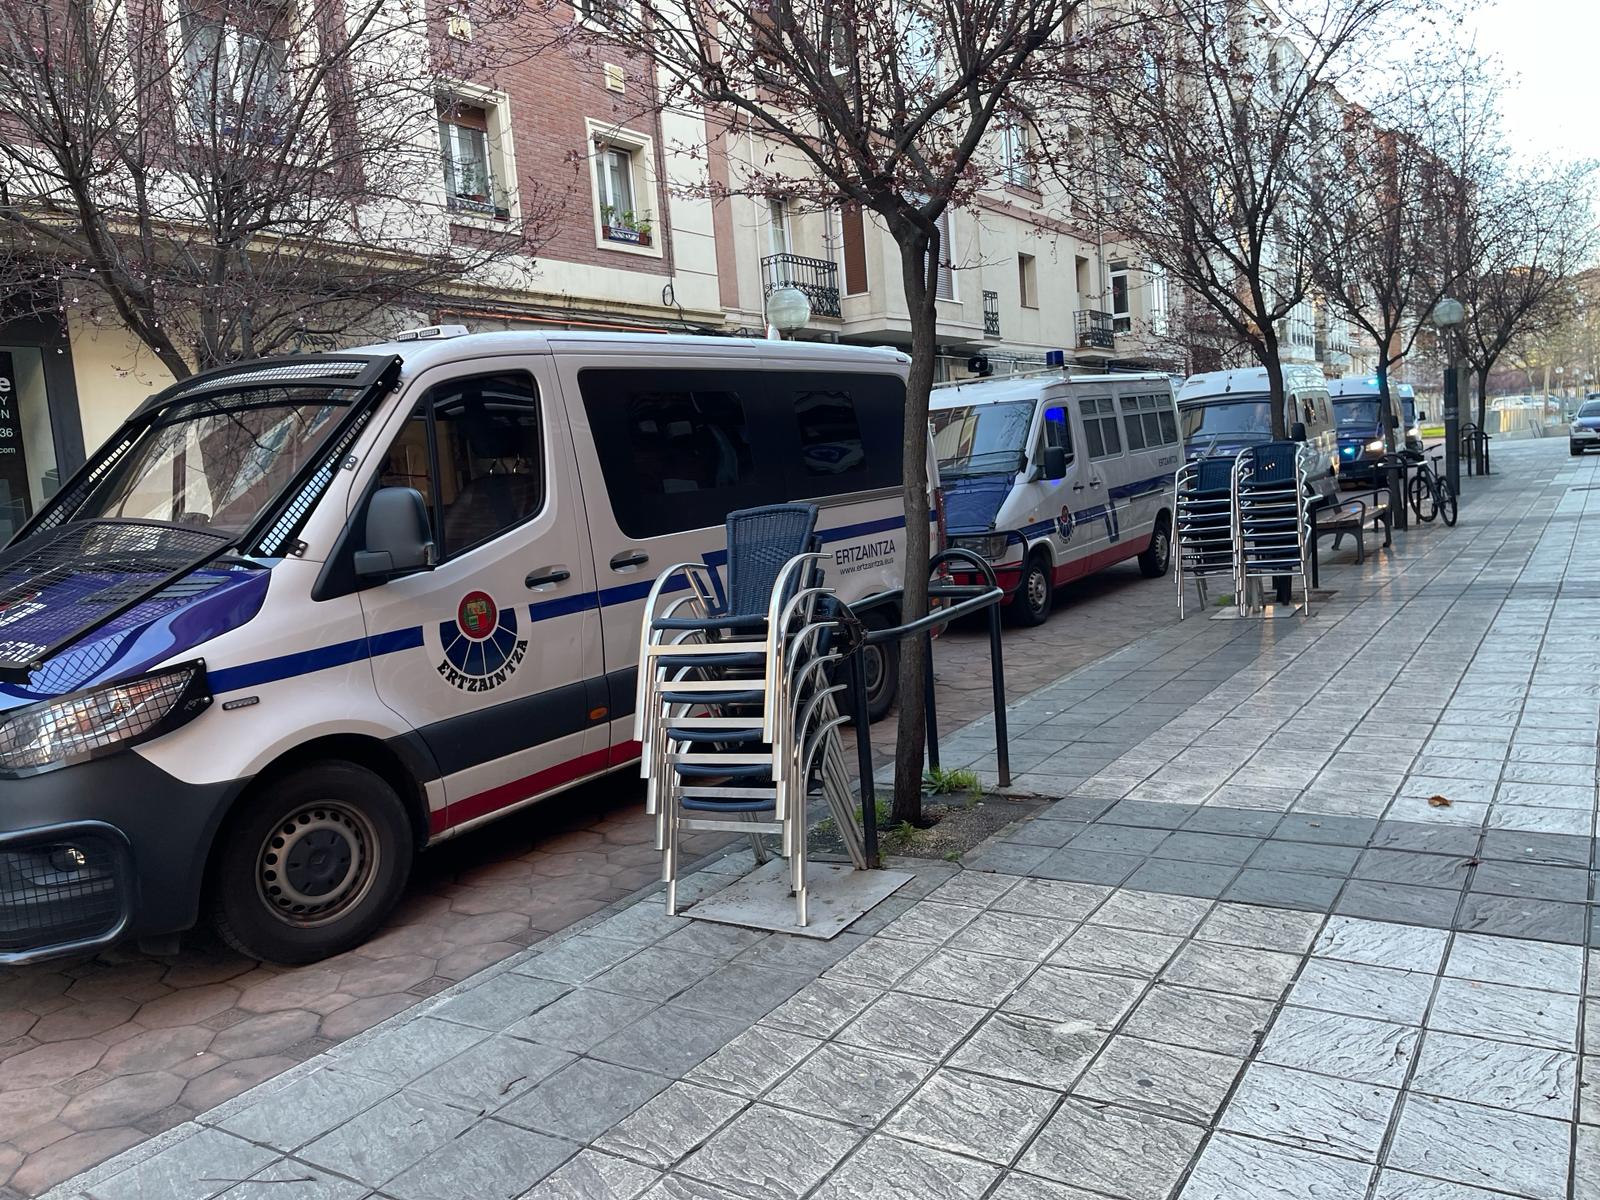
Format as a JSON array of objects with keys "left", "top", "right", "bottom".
[
  {"left": 761, "top": 253, "right": 841, "bottom": 319},
  {"left": 1076, "top": 309, "right": 1115, "bottom": 351},
  {"left": 983, "top": 290, "right": 1000, "bottom": 338}
]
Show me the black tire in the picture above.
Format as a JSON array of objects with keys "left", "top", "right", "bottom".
[
  {"left": 1574, "top": 443, "right": 1584, "bottom": 457},
  {"left": 1437, "top": 477, "right": 1457, "bottom": 526},
  {"left": 1006, "top": 553, "right": 1054, "bottom": 627},
  {"left": 1409, "top": 471, "right": 1437, "bottom": 522},
  {"left": 211, "top": 761, "right": 414, "bottom": 965},
  {"left": 860, "top": 611, "right": 899, "bottom": 723},
  {"left": 1138, "top": 514, "right": 1173, "bottom": 578}
]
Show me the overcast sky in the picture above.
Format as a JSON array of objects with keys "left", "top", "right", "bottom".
[{"left": 1465, "top": 0, "right": 1598, "bottom": 166}]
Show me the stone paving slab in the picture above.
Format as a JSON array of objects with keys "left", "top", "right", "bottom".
[{"left": 31, "top": 440, "right": 1600, "bottom": 1199}]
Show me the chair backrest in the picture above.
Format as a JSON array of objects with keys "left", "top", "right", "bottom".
[
  {"left": 724, "top": 503, "right": 819, "bottom": 617},
  {"left": 1187, "top": 457, "right": 1234, "bottom": 497},
  {"left": 1242, "top": 442, "right": 1298, "bottom": 487}
]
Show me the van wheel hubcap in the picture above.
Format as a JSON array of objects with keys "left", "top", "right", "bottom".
[
  {"left": 1027, "top": 568, "right": 1049, "bottom": 611},
  {"left": 257, "top": 804, "right": 379, "bottom": 927},
  {"left": 1155, "top": 528, "right": 1170, "bottom": 568}
]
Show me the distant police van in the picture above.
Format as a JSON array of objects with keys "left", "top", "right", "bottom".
[
  {"left": 929, "top": 372, "right": 1181, "bottom": 626},
  {"left": 1329, "top": 376, "right": 1423, "bottom": 482},
  {"left": 0, "top": 330, "right": 935, "bottom": 964},
  {"left": 1177, "top": 365, "right": 1339, "bottom": 501}
]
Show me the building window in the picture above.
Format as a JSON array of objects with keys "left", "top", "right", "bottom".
[
  {"left": 589, "top": 124, "right": 658, "bottom": 252},
  {"left": 1001, "top": 119, "right": 1035, "bottom": 189},
  {"left": 180, "top": 7, "right": 289, "bottom": 139},
  {"left": 1018, "top": 253, "right": 1038, "bottom": 309},
  {"left": 1149, "top": 264, "right": 1170, "bottom": 338},
  {"left": 576, "top": 0, "right": 627, "bottom": 27},
  {"left": 438, "top": 102, "right": 502, "bottom": 217},
  {"left": 1109, "top": 261, "right": 1131, "bottom": 334},
  {"left": 767, "top": 196, "right": 791, "bottom": 258}
]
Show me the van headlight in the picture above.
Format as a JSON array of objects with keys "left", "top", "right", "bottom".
[
  {"left": 952, "top": 534, "right": 1011, "bottom": 562},
  {"left": 0, "top": 663, "right": 211, "bottom": 776},
  {"left": 1364, "top": 439, "right": 1385, "bottom": 453}
]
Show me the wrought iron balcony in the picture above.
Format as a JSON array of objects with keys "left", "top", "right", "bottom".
[
  {"left": 761, "top": 253, "right": 841, "bottom": 319},
  {"left": 1076, "top": 309, "right": 1116, "bottom": 351},
  {"left": 983, "top": 290, "right": 1000, "bottom": 338}
]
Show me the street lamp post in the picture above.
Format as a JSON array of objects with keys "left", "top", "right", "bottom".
[{"left": 1431, "top": 298, "right": 1466, "bottom": 497}]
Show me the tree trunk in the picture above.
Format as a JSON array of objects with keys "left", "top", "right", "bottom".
[
  {"left": 1263, "top": 337, "right": 1288, "bottom": 440},
  {"left": 889, "top": 221, "right": 937, "bottom": 828},
  {"left": 1376, "top": 359, "right": 1395, "bottom": 453}
]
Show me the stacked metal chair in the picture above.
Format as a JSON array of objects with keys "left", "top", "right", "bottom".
[
  {"left": 1173, "top": 456, "right": 1238, "bottom": 618},
  {"left": 1231, "top": 443, "right": 1313, "bottom": 615},
  {"left": 634, "top": 504, "right": 864, "bottom": 925}
]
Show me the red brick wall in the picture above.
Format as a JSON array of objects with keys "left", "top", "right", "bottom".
[{"left": 448, "top": 18, "right": 672, "bottom": 278}]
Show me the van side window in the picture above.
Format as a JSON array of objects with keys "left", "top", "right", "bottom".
[
  {"left": 580, "top": 367, "right": 903, "bottom": 539},
  {"left": 377, "top": 372, "right": 543, "bottom": 560},
  {"left": 1042, "top": 406, "right": 1072, "bottom": 460},
  {"left": 625, "top": 389, "right": 754, "bottom": 497},
  {"left": 1079, "top": 396, "right": 1122, "bottom": 459},
  {"left": 1120, "top": 393, "right": 1177, "bottom": 450},
  {"left": 795, "top": 390, "right": 865, "bottom": 476}
]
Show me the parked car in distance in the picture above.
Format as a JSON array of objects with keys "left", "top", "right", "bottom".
[
  {"left": 1572, "top": 398, "right": 1600, "bottom": 455},
  {"left": 930, "top": 372, "right": 1181, "bottom": 626}
]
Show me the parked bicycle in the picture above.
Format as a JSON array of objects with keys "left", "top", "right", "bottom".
[{"left": 1403, "top": 450, "right": 1457, "bottom": 526}]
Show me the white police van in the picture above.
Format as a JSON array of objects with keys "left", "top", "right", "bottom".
[
  {"left": 0, "top": 330, "right": 934, "bottom": 964},
  {"left": 1177, "top": 364, "right": 1340, "bottom": 501},
  {"left": 1328, "top": 377, "right": 1423, "bottom": 483},
  {"left": 929, "top": 372, "right": 1181, "bottom": 625}
]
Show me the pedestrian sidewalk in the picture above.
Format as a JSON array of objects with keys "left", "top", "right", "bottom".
[{"left": 44, "top": 440, "right": 1600, "bottom": 1200}]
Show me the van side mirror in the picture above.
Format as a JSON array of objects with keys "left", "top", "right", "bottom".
[
  {"left": 1042, "top": 446, "right": 1069, "bottom": 480},
  {"left": 1290, "top": 422, "right": 1308, "bottom": 442},
  {"left": 354, "top": 487, "right": 435, "bottom": 579}
]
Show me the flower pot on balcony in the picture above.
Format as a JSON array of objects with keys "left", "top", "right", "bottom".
[{"left": 605, "top": 225, "right": 652, "bottom": 246}]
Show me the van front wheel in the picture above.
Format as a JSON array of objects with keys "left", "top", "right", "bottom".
[
  {"left": 1007, "top": 554, "right": 1054, "bottom": 627},
  {"left": 1138, "top": 515, "right": 1172, "bottom": 578},
  {"left": 212, "top": 762, "right": 413, "bottom": 965}
]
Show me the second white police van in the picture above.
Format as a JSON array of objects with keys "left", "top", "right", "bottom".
[
  {"left": 929, "top": 372, "right": 1182, "bottom": 625},
  {"left": 0, "top": 330, "right": 935, "bottom": 965},
  {"left": 1177, "top": 364, "right": 1340, "bottom": 502}
]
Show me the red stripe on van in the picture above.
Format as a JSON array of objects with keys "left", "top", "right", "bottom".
[{"left": 433, "top": 747, "right": 616, "bottom": 833}]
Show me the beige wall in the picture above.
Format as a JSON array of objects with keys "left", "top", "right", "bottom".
[{"left": 67, "top": 313, "right": 175, "bottom": 453}]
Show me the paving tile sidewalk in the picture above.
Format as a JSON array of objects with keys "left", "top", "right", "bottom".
[{"left": 37, "top": 439, "right": 1600, "bottom": 1200}]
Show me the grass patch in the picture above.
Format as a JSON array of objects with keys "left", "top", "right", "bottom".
[{"left": 924, "top": 767, "right": 981, "bottom": 795}]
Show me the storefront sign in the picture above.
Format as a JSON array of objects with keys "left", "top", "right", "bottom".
[{"left": 0, "top": 351, "right": 31, "bottom": 522}]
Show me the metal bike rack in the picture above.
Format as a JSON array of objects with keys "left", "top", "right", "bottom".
[{"left": 838, "top": 547, "right": 1011, "bottom": 869}]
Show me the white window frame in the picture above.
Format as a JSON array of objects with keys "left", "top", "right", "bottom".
[
  {"left": 173, "top": 2, "right": 293, "bottom": 142},
  {"left": 1149, "top": 264, "right": 1169, "bottom": 337},
  {"left": 1109, "top": 260, "right": 1131, "bottom": 334},
  {"left": 586, "top": 119, "right": 663, "bottom": 258},
  {"left": 1000, "top": 119, "right": 1035, "bottom": 190},
  {"left": 574, "top": 0, "right": 634, "bottom": 33},
  {"left": 766, "top": 196, "right": 791, "bottom": 258},
  {"left": 1018, "top": 252, "right": 1038, "bottom": 309},
  {"left": 438, "top": 83, "right": 521, "bottom": 227}
]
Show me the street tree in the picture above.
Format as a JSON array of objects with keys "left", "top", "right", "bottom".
[
  {"left": 0, "top": 0, "right": 552, "bottom": 379},
  {"left": 1307, "top": 56, "right": 1472, "bottom": 451},
  {"left": 573, "top": 0, "right": 1080, "bottom": 823},
  {"left": 1454, "top": 160, "right": 1596, "bottom": 428},
  {"left": 1086, "top": 0, "right": 1406, "bottom": 436}
]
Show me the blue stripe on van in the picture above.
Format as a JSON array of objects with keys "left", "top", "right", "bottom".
[{"left": 206, "top": 513, "right": 926, "bottom": 693}]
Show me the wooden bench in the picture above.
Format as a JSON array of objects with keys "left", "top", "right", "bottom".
[{"left": 1309, "top": 488, "right": 1392, "bottom": 587}]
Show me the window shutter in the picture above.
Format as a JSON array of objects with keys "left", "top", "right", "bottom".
[
  {"left": 841, "top": 203, "right": 867, "bottom": 295},
  {"left": 935, "top": 211, "right": 954, "bottom": 300}
]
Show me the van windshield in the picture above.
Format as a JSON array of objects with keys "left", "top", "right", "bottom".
[
  {"left": 1333, "top": 399, "right": 1382, "bottom": 429},
  {"left": 931, "top": 400, "right": 1033, "bottom": 477},
  {"left": 1180, "top": 399, "right": 1273, "bottom": 445},
  {"left": 76, "top": 388, "right": 349, "bottom": 537}
]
